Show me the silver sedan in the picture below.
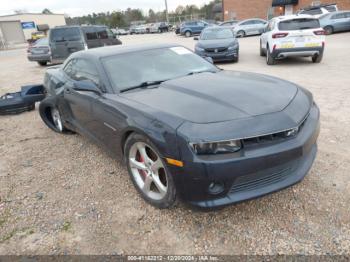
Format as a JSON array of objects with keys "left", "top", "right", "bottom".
[{"left": 233, "top": 18, "right": 267, "bottom": 37}]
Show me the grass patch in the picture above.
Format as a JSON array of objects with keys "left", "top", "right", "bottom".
[{"left": 62, "top": 221, "right": 72, "bottom": 231}]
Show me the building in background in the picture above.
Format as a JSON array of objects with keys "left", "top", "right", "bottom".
[
  {"left": 0, "top": 13, "right": 66, "bottom": 44},
  {"left": 222, "top": 0, "right": 350, "bottom": 20}
]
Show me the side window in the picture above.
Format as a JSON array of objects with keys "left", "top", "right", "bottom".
[
  {"left": 332, "top": 13, "right": 345, "bottom": 19},
  {"left": 197, "top": 22, "right": 205, "bottom": 27},
  {"left": 83, "top": 27, "right": 98, "bottom": 40},
  {"left": 96, "top": 28, "right": 108, "bottom": 39},
  {"left": 63, "top": 59, "right": 75, "bottom": 79},
  {"left": 345, "top": 12, "right": 350, "bottom": 18},
  {"left": 241, "top": 20, "right": 253, "bottom": 25},
  {"left": 254, "top": 20, "right": 266, "bottom": 24},
  {"left": 64, "top": 59, "right": 100, "bottom": 87}
]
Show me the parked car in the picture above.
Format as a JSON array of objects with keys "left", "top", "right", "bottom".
[
  {"left": 117, "top": 28, "right": 129, "bottom": 35},
  {"left": 297, "top": 3, "right": 338, "bottom": 18},
  {"left": 130, "top": 25, "right": 147, "bottom": 34},
  {"left": 27, "top": 37, "right": 51, "bottom": 66},
  {"left": 219, "top": 20, "right": 239, "bottom": 27},
  {"left": 319, "top": 10, "right": 350, "bottom": 35},
  {"left": 31, "top": 31, "right": 46, "bottom": 41},
  {"left": 39, "top": 43, "right": 319, "bottom": 209},
  {"left": 180, "top": 20, "right": 209, "bottom": 37},
  {"left": 49, "top": 25, "right": 122, "bottom": 63},
  {"left": 260, "top": 15, "right": 325, "bottom": 65},
  {"left": 194, "top": 26, "right": 239, "bottom": 62},
  {"left": 233, "top": 18, "right": 267, "bottom": 37},
  {"left": 149, "top": 22, "right": 169, "bottom": 33}
]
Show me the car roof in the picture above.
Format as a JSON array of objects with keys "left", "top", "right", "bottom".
[
  {"left": 70, "top": 43, "right": 181, "bottom": 60},
  {"left": 274, "top": 14, "right": 316, "bottom": 21}
]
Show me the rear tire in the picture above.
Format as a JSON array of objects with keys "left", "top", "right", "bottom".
[
  {"left": 124, "top": 133, "right": 177, "bottom": 209},
  {"left": 324, "top": 26, "right": 333, "bottom": 35},
  {"left": 185, "top": 31, "right": 192, "bottom": 37},
  {"left": 266, "top": 45, "right": 276, "bottom": 65},
  {"left": 38, "top": 61, "right": 47, "bottom": 66},
  {"left": 312, "top": 52, "right": 323, "bottom": 63}
]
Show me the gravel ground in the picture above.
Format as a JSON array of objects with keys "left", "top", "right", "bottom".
[{"left": 0, "top": 32, "right": 350, "bottom": 255}]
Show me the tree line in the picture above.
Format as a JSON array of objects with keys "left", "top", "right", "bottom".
[{"left": 64, "top": 1, "right": 222, "bottom": 28}]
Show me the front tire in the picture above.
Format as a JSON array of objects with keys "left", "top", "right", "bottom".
[
  {"left": 124, "top": 133, "right": 177, "bottom": 209},
  {"left": 260, "top": 40, "right": 266, "bottom": 57},
  {"left": 236, "top": 30, "right": 245, "bottom": 38},
  {"left": 38, "top": 61, "right": 47, "bottom": 66},
  {"left": 39, "top": 98, "right": 72, "bottom": 134}
]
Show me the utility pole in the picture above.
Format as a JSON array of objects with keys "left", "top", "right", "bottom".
[{"left": 164, "top": 0, "right": 169, "bottom": 23}]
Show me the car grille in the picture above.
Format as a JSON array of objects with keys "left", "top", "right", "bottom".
[
  {"left": 205, "top": 47, "right": 227, "bottom": 53},
  {"left": 242, "top": 114, "right": 308, "bottom": 147},
  {"left": 229, "top": 167, "right": 292, "bottom": 194}
]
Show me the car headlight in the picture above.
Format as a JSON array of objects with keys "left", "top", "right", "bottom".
[
  {"left": 195, "top": 46, "right": 204, "bottom": 52},
  {"left": 190, "top": 140, "right": 242, "bottom": 155},
  {"left": 228, "top": 45, "right": 236, "bottom": 50}
]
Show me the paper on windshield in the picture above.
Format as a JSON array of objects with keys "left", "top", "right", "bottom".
[{"left": 169, "top": 47, "right": 191, "bottom": 55}]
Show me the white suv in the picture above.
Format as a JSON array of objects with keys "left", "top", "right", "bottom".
[
  {"left": 297, "top": 4, "right": 338, "bottom": 18},
  {"left": 260, "top": 15, "right": 326, "bottom": 65}
]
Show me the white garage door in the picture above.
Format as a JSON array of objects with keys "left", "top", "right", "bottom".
[{"left": 0, "top": 21, "right": 25, "bottom": 44}]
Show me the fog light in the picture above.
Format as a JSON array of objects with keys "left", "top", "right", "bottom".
[{"left": 208, "top": 182, "right": 225, "bottom": 195}]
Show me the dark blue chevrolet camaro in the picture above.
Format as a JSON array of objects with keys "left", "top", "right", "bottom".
[{"left": 39, "top": 44, "right": 320, "bottom": 209}]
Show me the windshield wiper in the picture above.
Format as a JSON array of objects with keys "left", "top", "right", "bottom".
[
  {"left": 185, "top": 70, "right": 217, "bottom": 76},
  {"left": 120, "top": 80, "right": 168, "bottom": 93}
]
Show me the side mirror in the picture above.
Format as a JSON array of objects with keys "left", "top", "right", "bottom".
[
  {"left": 73, "top": 80, "right": 102, "bottom": 95},
  {"left": 204, "top": 56, "right": 214, "bottom": 64},
  {"left": 194, "top": 37, "right": 199, "bottom": 40}
]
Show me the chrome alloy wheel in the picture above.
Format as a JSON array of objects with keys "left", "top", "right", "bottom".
[
  {"left": 51, "top": 108, "right": 63, "bottom": 132},
  {"left": 128, "top": 142, "right": 168, "bottom": 200}
]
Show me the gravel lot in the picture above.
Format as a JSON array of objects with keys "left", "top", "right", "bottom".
[{"left": 0, "top": 32, "right": 350, "bottom": 255}]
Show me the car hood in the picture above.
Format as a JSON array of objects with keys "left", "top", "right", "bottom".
[
  {"left": 197, "top": 38, "right": 237, "bottom": 48},
  {"left": 121, "top": 71, "right": 300, "bottom": 124}
]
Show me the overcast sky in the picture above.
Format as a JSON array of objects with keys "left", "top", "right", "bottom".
[{"left": 0, "top": 0, "right": 211, "bottom": 16}]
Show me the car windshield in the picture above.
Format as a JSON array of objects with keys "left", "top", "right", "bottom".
[
  {"left": 102, "top": 47, "right": 218, "bottom": 91},
  {"left": 278, "top": 18, "right": 320, "bottom": 30},
  {"left": 201, "top": 28, "right": 234, "bottom": 40}
]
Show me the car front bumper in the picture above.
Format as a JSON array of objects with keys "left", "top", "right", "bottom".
[
  {"left": 273, "top": 47, "right": 324, "bottom": 59},
  {"left": 168, "top": 104, "right": 320, "bottom": 208},
  {"left": 195, "top": 48, "right": 239, "bottom": 62}
]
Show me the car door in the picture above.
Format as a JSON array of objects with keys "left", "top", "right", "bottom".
[
  {"left": 50, "top": 27, "right": 85, "bottom": 62},
  {"left": 61, "top": 58, "right": 101, "bottom": 135},
  {"left": 241, "top": 20, "right": 254, "bottom": 35}
]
